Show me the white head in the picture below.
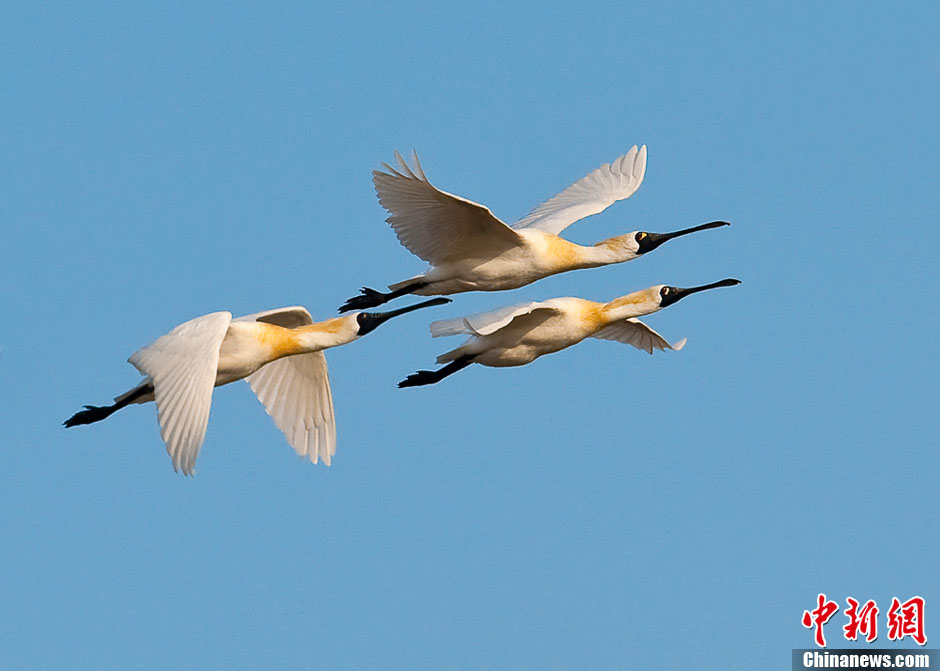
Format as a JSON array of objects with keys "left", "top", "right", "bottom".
[
  {"left": 597, "top": 222, "right": 731, "bottom": 262},
  {"left": 604, "top": 278, "right": 741, "bottom": 320}
]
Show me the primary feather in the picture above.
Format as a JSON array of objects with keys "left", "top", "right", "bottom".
[
  {"left": 235, "top": 306, "right": 337, "bottom": 465},
  {"left": 593, "top": 318, "right": 686, "bottom": 354},
  {"left": 247, "top": 353, "right": 336, "bottom": 466},
  {"left": 512, "top": 146, "right": 647, "bottom": 235},
  {"left": 430, "top": 301, "right": 561, "bottom": 337},
  {"left": 372, "top": 151, "right": 524, "bottom": 265},
  {"left": 128, "top": 311, "right": 231, "bottom": 475}
]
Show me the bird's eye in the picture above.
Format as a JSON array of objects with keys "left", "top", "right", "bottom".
[
  {"left": 635, "top": 232, "right": 647, "bottom": 241},
  {"left": 661, "top": 287, "right": 670, "bottom": 296}
]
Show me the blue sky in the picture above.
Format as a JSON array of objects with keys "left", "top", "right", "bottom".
[{"left": 2, "top": 2, "right": 938, "bottom": 668}]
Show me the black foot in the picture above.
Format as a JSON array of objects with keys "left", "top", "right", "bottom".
[
  {"left": 398, "top": 355, "right": 474, "bottom": 388},
  {"left": 398, "top": 370, "right": 441, "bottom": 388},
  {"left": 339, "top": 287, "right": 388, "bottom": 313},
  {"left": 64, "top": 405, "right": 114, "bottom": 427}
]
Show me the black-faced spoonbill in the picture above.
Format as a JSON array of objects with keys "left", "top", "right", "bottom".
[
  {"left": 339, "top": 147, "right": 729, "bottom": 312},
  {"left": 398, "top": 279, "right": 740, "bottom": 387},
  {"left": 64, "top": 298, "right": 449, "bottom": 475}
]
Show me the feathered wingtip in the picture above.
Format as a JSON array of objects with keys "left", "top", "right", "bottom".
[
  {"left": 375, "top": 149, "right": 429, "bottom": 183},
  {"left": 407, "top": 149, "right": 427, "bottom": 180}
]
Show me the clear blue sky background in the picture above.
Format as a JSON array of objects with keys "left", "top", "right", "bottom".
[{"left": 2, "top": 2, "right": 938, "bottom": 668}]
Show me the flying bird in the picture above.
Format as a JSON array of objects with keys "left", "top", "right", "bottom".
[
  {"left": 398, "top": 279, "right": 740, "bottom": 387},
  {"left": 340, "top": 147, "right": 729, "bottom": 312},
  {"left": 64, "top": 298, "right": 449, "bottom": 475}
]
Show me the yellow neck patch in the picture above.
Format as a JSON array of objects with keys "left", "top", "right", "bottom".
[{"left": 603, "top": 288, "right": 653, "bottom": 313}]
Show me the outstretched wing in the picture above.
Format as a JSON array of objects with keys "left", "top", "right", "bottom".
[
  {"left": 235, "top": 306, "right": 336, "bottom": 465},
  {"left": 246, "top": 352, "right": 336, "bottom": 466},
  {"left": 512, "top": 146, "right": 648, "bottom": 236},
  {"left": 430, "top": 301, "right": 562, "bottom": 337},
  {"left": 592, "top": 317, "right": 686, "bottom": 354},
  {"left": 373, "top": 151, "right": 525, "bottom": 265},
  {"left": 128, "top": 311, "right": 232, "bottom": 476}
]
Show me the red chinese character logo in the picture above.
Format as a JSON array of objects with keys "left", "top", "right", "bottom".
[
  {"left": 887, "top": 596, "right": 926, "bottom": 645},
  {"left": 803, "top": 593, "right": 840, "bottom": 647},
  {"left": 844, "top": 598, "right": 879, "bottom": 642}
]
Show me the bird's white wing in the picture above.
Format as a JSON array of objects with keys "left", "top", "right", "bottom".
[
  {"left": 247, "top": 352, "right": 336, "bottom": 466},
  {"left": 373, "top": 151, "right": 525, "bottom": 264},
  {"left": 128, "top": 311, "right": 232, "bottom": 476},
  {"left": 430, "top": 301, "right": 561, "bottom": 337},
  {"left": 233, "top": 306, "right": 313, "bottom": 328},
  {"left": 512, "top": 146, "right": 648, "bottom": 236},
  {"left": 592, "top": 318, "right": 686, "bottom": 354},
  {"left": 235, "top": 306, "right": 335, "bottom": 465}
]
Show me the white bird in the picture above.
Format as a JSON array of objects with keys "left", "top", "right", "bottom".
[
  {"left": 340, "top": 147, "right": 729, "bottom": 312},
  {"left": 398, "top": 279, "right": 740, "bottom": 387},
  {"left": 64, "top": 298, "right": 449, "bottom": 475}
]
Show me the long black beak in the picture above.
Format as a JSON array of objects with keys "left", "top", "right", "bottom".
[
  {"left": 661, "top": 278, "right": 740, "bottom": 308},
  {"left": 357, "top": 297, "right": 451, "bottom": 335},
  {"left": 638, "top": 221, "right": 730, "bottom": 254}
]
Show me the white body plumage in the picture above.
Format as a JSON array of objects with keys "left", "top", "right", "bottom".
[
  {"left": 343, "top": 147, "right": 729, "bottom": 311},
  {"left": 400, "top": 228, "right": 631, "bottom": 296},
  {"left": 432, "top": 289, "right": 683, "bottom": 368},
  {"left": 117, "top": 308, "right": 356, "bottom": 475},
  {"left": 66, "top": 298, "right": 448, "bottom": 475},
  {"left": 399, "top": 280, "right": 740, "bottom": 387}
]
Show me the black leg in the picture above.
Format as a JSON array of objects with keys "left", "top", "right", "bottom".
[
  {"left": 63, "top": 383, "right": 153, "bottom": 427},
  {"left": 338, "top": 281, "right": 429, "bottom": 313},
  {"left": 63, "top": 404, "right": 120, "bottom": 427},
  {"left": 398, "top": 355, "right": 474, "bottom": 388}
]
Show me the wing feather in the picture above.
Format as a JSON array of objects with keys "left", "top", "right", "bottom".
[
  {"left": 512, "top": 146, "right": 648, "bottom": 235},
  {"left": 373, "top": 151, "right": 525, "bottom": 264},
  {"left": 430, "top": 301, "right": 562, "bottom": 337},
  {"left": 128, "top": 311, "right": 231, "bottom": 475},
  {"left": 233, "top": 306, "right": 313, "bottom": 328},
  {"left": 592, "top": 317, "right": 686, "bottom": 354},
  {"left": 237, "top": 305, "right": 336, "bottom": 465},
  {"left": 247, "top": 351, "right": 336, "bottom": 466}
]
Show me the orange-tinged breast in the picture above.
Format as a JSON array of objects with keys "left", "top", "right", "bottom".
[
  {"left": 255, "top": 323, "right": 305, "bottom": 359},
  {"left": 578, "top": 301, "right": 608, "bottom": 331},
  {"left": 246, "top": 314, "right": 358, "bottom": 362},
  {"left": 543, "top": 235, "right": 585, "bottom": 270}
]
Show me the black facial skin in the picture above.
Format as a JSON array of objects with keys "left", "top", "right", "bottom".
[
  {"left": 660, "top": 278, "right": 741, "bottom": 308},
  {"left": 635, "top": 221, "right": 730, "bottom": 255}
]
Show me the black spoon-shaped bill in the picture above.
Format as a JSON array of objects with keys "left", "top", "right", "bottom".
[
  {"left": 660, "top": 278, "right": 740, "bottom": 308},
  {"left": 356, "top": 297, "right": 451, "bottom": 335},
  {"left": 637, "top": 220, "right": 730, "bottom": 254}
]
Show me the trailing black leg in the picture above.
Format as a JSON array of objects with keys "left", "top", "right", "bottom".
[
  {"left": 338, "top": 281, "right": 430, "bottom": 313},
  {"left": 63, "top": 383, "right": 153, "bottom": 428},
  {"left": 398, "top": 355, "right": 475, "bottom": 388}
]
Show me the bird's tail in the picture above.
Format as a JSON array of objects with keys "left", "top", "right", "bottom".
[
  {"left": 387, "top": 275, "right": 426, "bottom": 292},
  {"left": 435, "top": 345, "right": 466, "bottom": 365},
  {"left": 429, "top": 316, "right": 472, "bottom": 338}
]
